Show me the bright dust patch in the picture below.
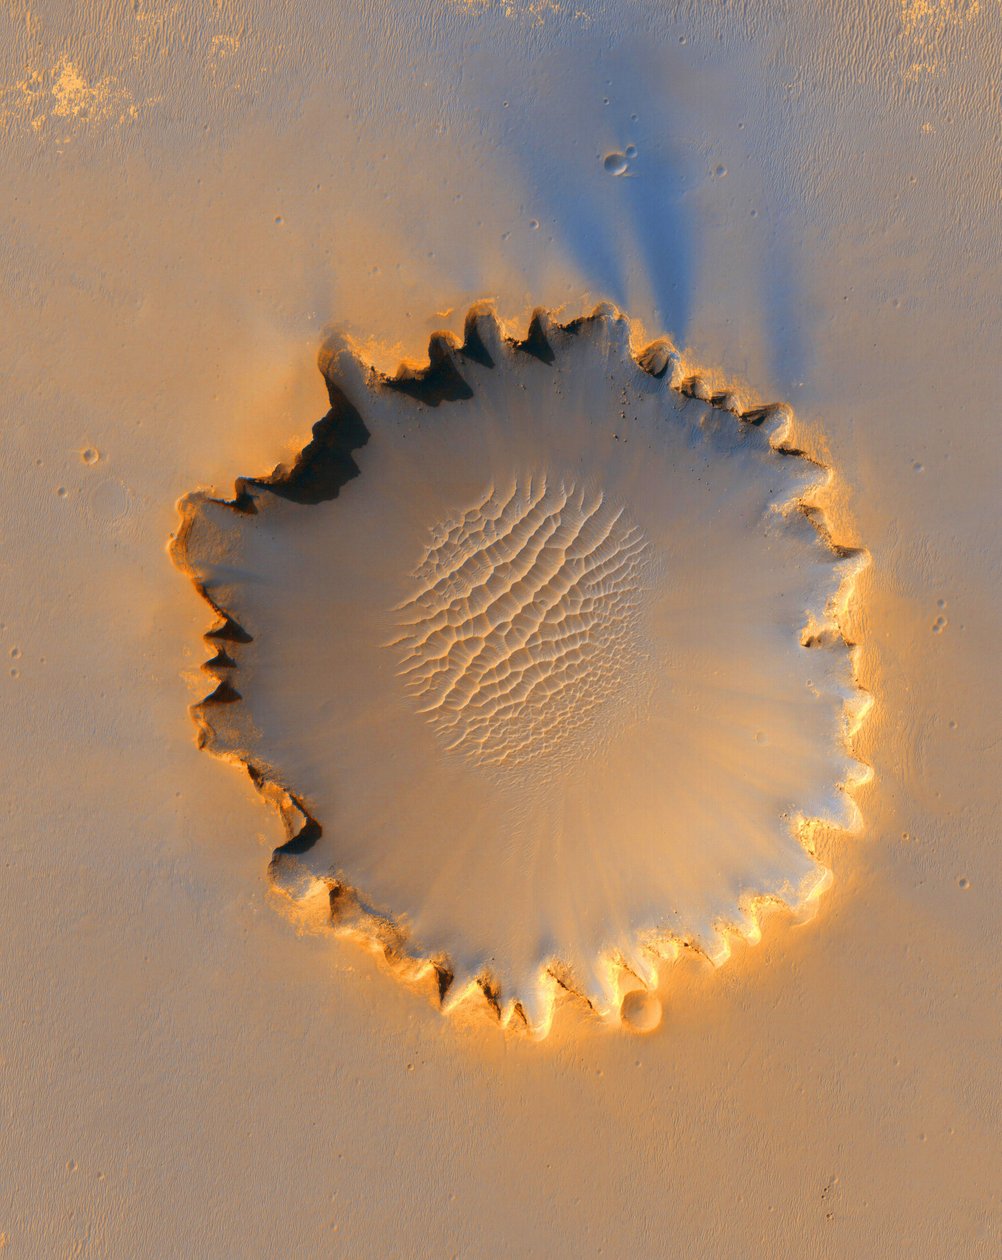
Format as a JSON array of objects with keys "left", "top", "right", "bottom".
[
  {"left": 442, "top": 0, "right": 588, "bottom": 27},
  {"left": 899, "top": 0, "right": 980, "bottom": 79},
  {"left": 0, "top": 53, "right": 142, "bottom": 135},
  {"left": 171, "top": 304, "right": 870, "bottom": 1036},
  {"left": 391, "top": 479, "right": 653, "bottom": 772},
  {"left": 901, "top": 0, "right": 979, "bottom": 40}
]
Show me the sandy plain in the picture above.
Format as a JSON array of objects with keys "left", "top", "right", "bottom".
[{"left": 2, "top": 1, "right": 1000, "bottom": 1256}]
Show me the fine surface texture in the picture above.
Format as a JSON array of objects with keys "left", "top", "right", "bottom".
[{"left": 2, "top": 0, "right": 1000, "bottom": 1255}]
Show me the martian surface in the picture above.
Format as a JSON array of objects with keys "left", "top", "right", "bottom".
[{"left": 2, "top": 1, "right": 1000, "bottom": 1256}]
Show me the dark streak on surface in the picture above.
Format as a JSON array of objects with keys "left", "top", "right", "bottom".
[
  {"left": 206, "top": 615, "right": 253, "bottom": 644},
  {"left": 562, "top": 312, "right": 602, "bottom": 339},
  {"left": 459, "top": 309, "right": 495, "bottom": 369},
  {"left": 434, "top": 964, "right": 454, "bottom": 1003},
  {"left": 385, "top": 333, "right": 475, "bottom": 407},
  {"left": 516, "top": 311, "right": 556, "bottom": 365},
  {"left": 202, "top": 678, "right": 242, "bottom": 705},
  {"left": 251, "top": 383, "right": 371, "bottom": 506},
  {"left": 203, "top": 647, "right": 238, "bottom": 670},
  {"left": 273, "top": 812, "right": 322, "bottom": 859}
]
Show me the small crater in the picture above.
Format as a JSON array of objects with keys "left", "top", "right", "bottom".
[
  {"left": 620, "top": 989, "right": 662, "bottom": 1033},
  {"left": 603, "top": 152, "right": 629, "bottom": 175},
  {"left": 81, "top": 447, "right": 100, "bottom": 465},
  {"left": 84, "top": 478, "right": 132, "bottom": 523},
  {"left": 958, "top": 877, "right": 970, "bottom": 890}
]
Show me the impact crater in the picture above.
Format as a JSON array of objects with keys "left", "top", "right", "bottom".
[{"left": 171, "top": 303, "right": 870, "bottom": 1036}]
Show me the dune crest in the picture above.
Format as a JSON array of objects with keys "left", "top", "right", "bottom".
[
  {"left": 171, "top": 304, "right": 870, "bottom": 1036},
  {"left": 390, "top": 477, "right": 656, "bottom": 773}
]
